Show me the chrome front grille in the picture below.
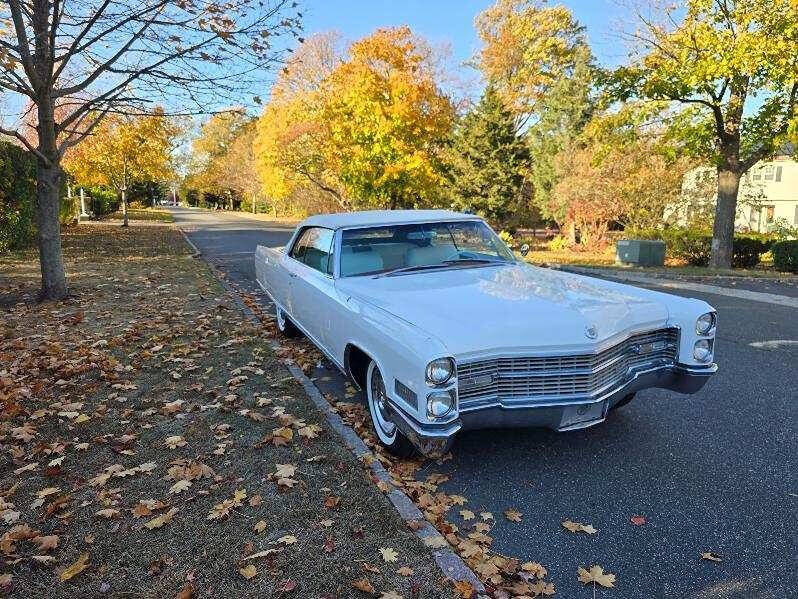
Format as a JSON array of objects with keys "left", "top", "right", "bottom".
[{"left": 457, "top": 328, "right": 679, "bottom": 408}]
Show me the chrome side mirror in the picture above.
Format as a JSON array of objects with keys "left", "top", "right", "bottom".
[{"left": 520, "top": 243, "right": 530, "bottom": 257}]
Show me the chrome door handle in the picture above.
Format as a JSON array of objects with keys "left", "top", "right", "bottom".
[{"left": 288, "top": 272, "right": 298, "bottom": 278}]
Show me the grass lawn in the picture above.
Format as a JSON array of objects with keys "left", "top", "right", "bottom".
[
  {"left": 0, "top": 225, "right": 455, "bottom": 598},
  {"left": 105, "top": 207, "right": 174, "bottom": 223},
  {"left": 520, "top": 246, "right": 795, "bottom": 279}
]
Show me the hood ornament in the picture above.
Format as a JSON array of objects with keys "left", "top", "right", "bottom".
[{"left": 585, "top": 325, "right": 598, "bottom": 339}]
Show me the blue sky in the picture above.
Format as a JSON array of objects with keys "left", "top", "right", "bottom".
[{"left": 300, "top": 0, "right": 632, "bottom": 71}]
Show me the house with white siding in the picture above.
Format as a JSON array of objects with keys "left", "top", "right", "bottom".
[{"left": 679, "top": 149, "right": 797, "bottom": 232}]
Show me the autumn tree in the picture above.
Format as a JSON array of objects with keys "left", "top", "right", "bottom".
[
  {"left": 443, "top": 85, "right": 530, "bottom": 225},
  {"left": 186, "top": 111, "right": 254, "bottom": 209},
  {"left": 473, "top": 0, "right": 589, "bottom": 126},
  {"left": 610, "top": 0, "right": 798, "bottom": 268},
  {"left": 321, "top": 27, "right": 455, "bottom": 209},
  {"left": 63, "top": 112, "right": 178, "bottom": 226},
  {"left": 551, "top": 105, "right": 696, "bottom": 245},
  {"left": 254, "top": 32, "right": 346, "bottom": 212},
  {"left": 255, "top": 27, "right": 454, "bottom": 212},
  {"left": 0, "top": 0, "right": 302, "bottom": 299}
]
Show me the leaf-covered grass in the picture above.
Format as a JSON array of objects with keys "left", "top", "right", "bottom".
[
  {"left": 105, "top": 207, "right": 174, "bottom": 222},
  {"left": 521, "top": 248, "right": 795, "bottom": 278},
  {"left": 0, "top": 224, "right": 453, "bottom": 598}
]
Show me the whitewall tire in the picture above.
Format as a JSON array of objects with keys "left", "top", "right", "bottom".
[
  {"left": 366, "top": 361, "right": 414, "bottom": 457},
  {"left": 275, "top": 304, "right": 299, "bottom": 337}
]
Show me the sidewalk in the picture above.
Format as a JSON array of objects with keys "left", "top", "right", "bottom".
[{"left": 556, "top": 264, "right": 798, "bottom": 308}]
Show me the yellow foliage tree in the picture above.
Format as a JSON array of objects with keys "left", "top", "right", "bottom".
[
  {"left": 321, "top": 26, "right": 455, "bottom": 209},
  {"left": 63, "top": 111, "right": 178, "bottom": 226},
  {"left": 254, "top": 27, "right": 455, "bottom": 213},
  {"left": 473, "top": 0, "right": 588, "bottom": 123},
  {"left": 254, "top": 32, "right": 345, "bottom": 212}
]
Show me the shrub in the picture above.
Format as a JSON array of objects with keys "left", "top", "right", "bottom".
[
  {"left": 548, "top": 235, "right": 571, "bottom": 251},
  {"left": 498, "top": 230, "right": 515, "bottom": 247},
  {"left": 772, "top": 240, "right": 798, "bottom": 273},
  {"left": 626, "top": 227, "right": 772, "bottom": 268},
  {"left": 661, "top": 228, "right": 712, "bottom": 266},
  {"left": 0, "top": 141, "right": 37, "bottom": 253},
  {"left": 770, "top": 218, "right": 798, "bottom": 241},
  {"left": 731, "top": 234, "right": 773, "bottom": 269}
]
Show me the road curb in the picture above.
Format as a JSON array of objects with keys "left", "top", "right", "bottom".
[
  {"left": 176, "top": 226, "right": 201, "bottom": 257},
  {"left": 193, "top": 250, "right": 486, "bottom": 595}
]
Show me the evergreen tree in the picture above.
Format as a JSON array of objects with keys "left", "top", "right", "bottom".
[
  {"left": 444, "top": 85, "right": 530, "bottom": 225},
  {"left": 527, "top": 46, "right": 596, "bottom": 225}
]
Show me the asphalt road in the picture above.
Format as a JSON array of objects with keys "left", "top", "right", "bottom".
[{"left": 171, "top": 207, "right": 797, "bottom": 599}]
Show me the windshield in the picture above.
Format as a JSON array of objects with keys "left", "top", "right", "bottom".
[{"left": 339, "top": 220, "right": 515, "bottom": 277}]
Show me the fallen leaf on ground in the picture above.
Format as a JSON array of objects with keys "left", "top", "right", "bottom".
[
  {"left": 452, "top": 580, "right": 476, "bottom": 598},
  {"left": 175, "top": 582, "right": 196, "bottom": 599},
  {"left": 396, "top": 566, "right": 413, "bottom": 576},
  {"left": 379, "top": 547, "right": 398, "bottom": 562},
  {"left": 145, "top": 507, "right": 178, "bottom": 530},
  {"left": 254, "top": 520, "right": 267, "bottom": 533},
  {"left": 351, "top": 578, "right": 375, "bottom": 593},
  {"left": 239, "top": 564, "right": 257, "bottom": 579},
  {"left": 504, "top": 509, "right": 522, "bottom": 522},
  {"left": 701, "top": 552, "right": 722, "bottom": 562},
  {"left": 379, "top": 592, "right": 402, "bottom": 599},
  {"left": 460, "top": 509, "right": 475, "bottom": 521},
  {"left": 521, "top": 561, "right": 547, "bottom": 579},
  {"left": 59, "top": 552, "right": 90, "bottom": 582},
  {"left": 630, "top": 515, "right": 646, "bottom": 526},
  {"left": 277, "top": 535, "right": 297, "bottom": 545},
  {"left": 423, "top": 535, "right": 448, "bottom": 548},
  {"left": 577, "top": 564, "right": 616, "bottom": 588},
  {"left": 562, "top": 519, "right": 597, "bottom": 534},
  {"left": 169, "top": 480, "right": 192, "bottom": 494}
]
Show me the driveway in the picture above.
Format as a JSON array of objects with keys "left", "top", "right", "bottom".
[{"left": 171, "top": 207, "right": 796, "bottom": 599}]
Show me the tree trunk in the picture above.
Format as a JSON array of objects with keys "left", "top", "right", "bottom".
[
  {"left": 35, "top": 94, "right": 69, "bottom": 300},
  {"left": 35, "top": 161, "right": 68, "bottom": 299},
  {"left": 709, "top": 168, "right": 741, "bottom": 269},
  {"left": 121, "top": 188, "right": 129, "bottom": 227}
]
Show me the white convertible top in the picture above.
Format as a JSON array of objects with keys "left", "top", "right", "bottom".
[{"left": 300, "top": 209, "right": 480, "bottom": 230}]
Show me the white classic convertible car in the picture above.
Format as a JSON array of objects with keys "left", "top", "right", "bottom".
[{"left": 256, "top": 210, "right": 717, "bottom": 456}]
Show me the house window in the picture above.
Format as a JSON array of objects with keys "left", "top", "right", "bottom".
[
  {"left": 775, "top": 166, "right": 782, "bottom": 182},
  {"left": 764, "top": 205, "right": 775, "bottom": 224},
  {"left": 763, "top": 165, "right": 774, "bottom": 181},
  {"left": 752, "top": 169, "right": 762, "bottom": 181},
  {"left": 794, "top": 205, "right": 798, "bottom": 225}
]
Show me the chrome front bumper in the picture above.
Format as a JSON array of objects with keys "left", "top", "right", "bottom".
[{"left": 386, "top": 362, "right": 717, "bottom": 456}]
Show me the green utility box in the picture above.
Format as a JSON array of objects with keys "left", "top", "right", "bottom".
[{"left": 616, "top": 239, "right": 666, "bottom": 267}]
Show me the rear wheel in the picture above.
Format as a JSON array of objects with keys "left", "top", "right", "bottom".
[
  {"left": 366, "top": 361, "right": 415, "bottom": 457},
  {"left": 274, "top": 304, "right": 299, "bottom": 337},
  {"left": 610, "top": 392, "right": 636, "bottom": 411}
]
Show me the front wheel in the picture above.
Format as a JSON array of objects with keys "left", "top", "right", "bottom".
[
  {"left": 366, "top": 361, "right": 414, "bottom": 458},
  {"left": 274, "top": 304, "right": 299, "bottom": 337}
]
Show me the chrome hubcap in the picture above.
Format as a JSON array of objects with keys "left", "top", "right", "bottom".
[{"left": 370, "top": 369, "right": 396, "bottom": 437}]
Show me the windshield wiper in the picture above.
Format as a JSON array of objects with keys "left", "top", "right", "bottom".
[
  {"left": 373, "top": 258, "right": 505, "bottom": 278},
  {"left": 373, "top": 263, "right": 449, "bottom": 278}
]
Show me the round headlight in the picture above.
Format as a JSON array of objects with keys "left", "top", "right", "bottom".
[
  {"left": 693, "top": 339, "right": 713, "bottom": 362},
  {"left": 427, "top": 391, "right": 454, "bottom": 418},
  {"left": 696, "top": 312, "right": 716, "bottom": 335},
  {"left": 425, "top": 358, "right": 455, "bottom": 385}
]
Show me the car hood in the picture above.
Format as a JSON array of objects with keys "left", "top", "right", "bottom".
[{"left": 335, "top": 263, "right": 670, "bottom": 357}]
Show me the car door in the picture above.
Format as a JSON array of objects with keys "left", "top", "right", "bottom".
[{"left": 285, "top": 227, "right": 336, "bottom": 352}]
